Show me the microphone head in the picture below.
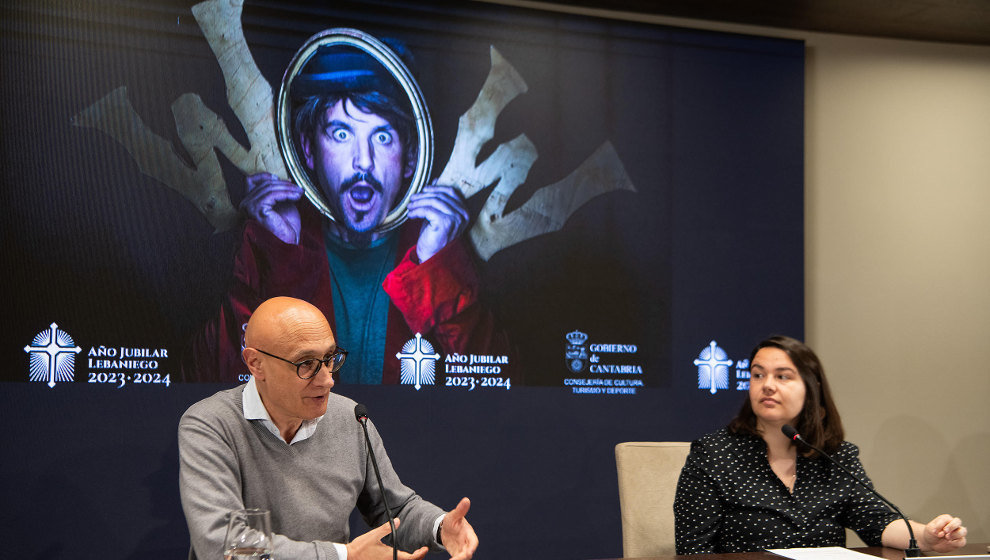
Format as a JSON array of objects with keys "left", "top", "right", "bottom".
[
  {"left": 354, "top": 403, "right": 368, "bottom": 422},
  {"left": 781, "top": 424, "right": 799, "bottom": 440}
]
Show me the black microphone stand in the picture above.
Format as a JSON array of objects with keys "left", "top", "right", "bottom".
[
  {"left": 355, "top": 404, "right": 398, "bottom": 560},
  {"left": 782, "top": 425, "right": 921, "bottom": 558}
]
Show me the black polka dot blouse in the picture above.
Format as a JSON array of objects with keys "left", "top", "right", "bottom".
[{"left": 674, "top": 428, "right": 901, "bottom": 554}]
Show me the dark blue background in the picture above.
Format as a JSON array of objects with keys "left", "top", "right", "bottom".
[{"left": 0, "top": 1, "right": 803, "bottom": 558}]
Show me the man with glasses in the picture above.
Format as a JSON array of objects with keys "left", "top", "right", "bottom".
[{"left": 179, "top": 296, "right": 478, "bottom": 560}]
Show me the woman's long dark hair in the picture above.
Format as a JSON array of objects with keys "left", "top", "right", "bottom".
[{"left": 727, "top": 335, "right": 844, "bottom": 456}]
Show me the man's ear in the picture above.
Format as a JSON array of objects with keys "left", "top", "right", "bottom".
[
  {"left": 403, "top": 149, "right": 415, "bottom": 179},
  {"left": 242, "top": 347, "right": 265, "bottom": 381},
  {"left": 301, "top": 135, "right": 315, "bottom": 171}
]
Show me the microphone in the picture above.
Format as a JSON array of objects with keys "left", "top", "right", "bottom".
[
  {"left": 781, "top": 425, "right": 921, "bottom": 558},
  {"left": 355, "top": 404, "right": 398, "bottom": 560}
]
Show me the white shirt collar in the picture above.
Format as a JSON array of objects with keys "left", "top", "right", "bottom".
[{"left": 242, "top": 376, "right": 323, "bottom": 444}]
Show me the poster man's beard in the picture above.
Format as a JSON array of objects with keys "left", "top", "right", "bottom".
[{"left": 328, "top": 172, "right": 385, "bottom": 246}]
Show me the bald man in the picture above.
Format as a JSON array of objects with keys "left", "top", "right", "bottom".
[{"left": 179, "top": 296, "right": 478, "bottom": 560}]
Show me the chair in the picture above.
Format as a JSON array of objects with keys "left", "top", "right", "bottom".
[{"left": 615, "top": 441, "right": 691, "bottom": 558}]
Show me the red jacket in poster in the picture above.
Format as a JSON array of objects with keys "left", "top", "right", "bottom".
[{"left": 184, "top": 207, "right": 509, "bottom": 383}]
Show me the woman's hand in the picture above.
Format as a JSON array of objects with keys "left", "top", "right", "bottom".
[{"left": 920, "top": 514, "right": 967, "bottom": 552}]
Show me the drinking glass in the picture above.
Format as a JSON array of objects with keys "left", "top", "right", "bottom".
[{"left": 223, "top": 508, "right": 273, "bottom": 560}]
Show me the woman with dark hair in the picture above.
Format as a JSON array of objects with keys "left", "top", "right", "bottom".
[{"left": 674, "top": 335, "right": 967, "bottom": 554}]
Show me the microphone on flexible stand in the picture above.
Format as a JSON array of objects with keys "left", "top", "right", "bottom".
[
  {"left": 781, "top": 425, "right": 921, "bottom": 558},
  {"left": 355, "top": 403, "right": 398, "bottom": 560}
]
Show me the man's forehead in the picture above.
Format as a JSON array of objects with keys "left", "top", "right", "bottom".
[
  {"left": 286, "top": 341, "right": 337, "bottom": 360},
  {"left": 322, "top": 98, "right": 395, "bottom": 129},
  {"left": 265, "top": 304, "right": 333, "bottom": 345},
  {"left": 278, "top": 329, "right": 336, "bottom": 357}
]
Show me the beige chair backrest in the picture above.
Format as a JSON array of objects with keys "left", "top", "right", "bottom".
[{"left": 615, "top": 441, "right": 691, "bottom": 558}]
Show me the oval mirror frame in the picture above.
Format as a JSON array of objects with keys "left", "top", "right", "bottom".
[{"left": 276, "top": 28, "right": 433, "bottom": 233}]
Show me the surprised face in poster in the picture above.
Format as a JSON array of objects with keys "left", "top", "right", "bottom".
[{"left": 244, "top": 40, "right": 467, "bottom": 262}]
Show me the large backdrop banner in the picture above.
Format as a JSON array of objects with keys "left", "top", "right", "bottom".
[{"left": 1, "top": 0, "right": 804, "bottom": 557}]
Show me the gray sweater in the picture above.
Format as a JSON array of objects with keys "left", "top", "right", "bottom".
[{"left": 178, "top": 385, "right": 444, "bottom": 560}]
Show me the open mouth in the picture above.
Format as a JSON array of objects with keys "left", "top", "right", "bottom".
[
  {"left": 341, "top": 172, "right": 384, "bottom": 214},
  {"left": 346, "top": 184, "right": 378, "bottom": 212}
]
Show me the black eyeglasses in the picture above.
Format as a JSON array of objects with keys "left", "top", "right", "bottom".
[{"left": 254, "top": 347, "right": 348, "bottom": 379}]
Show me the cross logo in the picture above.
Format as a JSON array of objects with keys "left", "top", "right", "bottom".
[
  {"left": 694, "top": 340, "right": 732, "bottom": 395},
  {"left": 396, "top": 333, "right": 440, "bottom": 390},
  {"left": 24, "top": 323, "right": 82, "bottom": 388}
]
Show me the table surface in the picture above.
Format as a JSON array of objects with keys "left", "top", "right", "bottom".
[{"left": 592, "top": 542, "right": 990, "bottom": 560}]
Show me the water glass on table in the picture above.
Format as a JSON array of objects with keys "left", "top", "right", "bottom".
[{"left": 223, "top": 508, "right": 273, "bottom": 560}]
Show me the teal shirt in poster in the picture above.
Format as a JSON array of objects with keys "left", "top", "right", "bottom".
[{"left": 323, "top": 228, "right": 400, "bottom": 384}]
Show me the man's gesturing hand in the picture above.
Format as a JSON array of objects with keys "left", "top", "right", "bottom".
[
  {"left": 408, "top": 185, "right": 469, "bottom": 263},
  {"left": 241, "top": 173, "right": 303, "bottom": 244},
  {"left": 440, "top": 497, "right": 478, "bottom": 560},
  {"left": 345, "top": 518, "right": 428, "bottom": 560}
]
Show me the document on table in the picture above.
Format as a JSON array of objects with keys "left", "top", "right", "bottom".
[
  {"left": 767, "top": 547, "right": 881, "bottom": 560},
  {"left": 768, "top": 550, "right": 990, "bottom": 560}
]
